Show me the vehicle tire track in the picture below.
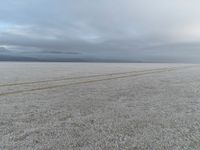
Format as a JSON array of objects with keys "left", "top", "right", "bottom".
[
  {"left": 0, "top": 67, "right": 182, "bottom": 87},
  {"left": 0, "top": 66, "right": 192, "bottom": 97}
]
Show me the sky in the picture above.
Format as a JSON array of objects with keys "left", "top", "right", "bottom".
[{"left": 1, "top": 0, "right": 200, "bottom": 62}]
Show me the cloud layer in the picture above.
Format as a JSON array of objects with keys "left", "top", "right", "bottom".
[{"left": 1, "top": 0, "right": 200, "bottom": 62}]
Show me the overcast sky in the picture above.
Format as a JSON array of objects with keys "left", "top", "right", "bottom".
[{"left": 1, "top": 0, "right": 200, "bottom": 62}]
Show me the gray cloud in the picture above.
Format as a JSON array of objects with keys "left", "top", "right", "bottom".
[
  {"left": 0, "top": 47, "right": 8, "bottom": 53},
  {"left": 1, "top": 0, "right": 200, "bottom": 62}
]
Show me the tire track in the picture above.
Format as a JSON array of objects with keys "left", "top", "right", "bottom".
[
  {"left": 0, "top": 66, "right": 191, "bottom": 97},
  {"left": 0, "top": 67, "right": 180, "bottom": 87}
]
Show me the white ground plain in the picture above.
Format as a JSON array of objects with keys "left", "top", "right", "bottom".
[{"left": 0, "top": 62, "right": 200, "bottom": 150}]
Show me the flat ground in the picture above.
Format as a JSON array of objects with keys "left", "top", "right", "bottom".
[{"left": 1, "top": 62, "right": 200, "bottom": 150}]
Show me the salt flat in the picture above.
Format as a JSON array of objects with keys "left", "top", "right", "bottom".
[{"left": 0, "top": 62, "right": 200, "bottom": 150}]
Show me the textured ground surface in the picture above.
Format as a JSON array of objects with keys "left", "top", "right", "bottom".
[{"left": 1, "top": 62, "right": 200, "bottom": 150}]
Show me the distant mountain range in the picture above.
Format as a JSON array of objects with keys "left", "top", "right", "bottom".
[
  {"left": 0, "top": 50, "right": 193, "bottom": 63},
  {"left": 0, "top": 53, "right": 146, "bottom": 63}
]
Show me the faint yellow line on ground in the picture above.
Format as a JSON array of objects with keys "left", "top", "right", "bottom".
[{"left": 0, "top": 66, "right": 191, "bottom": 97}]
